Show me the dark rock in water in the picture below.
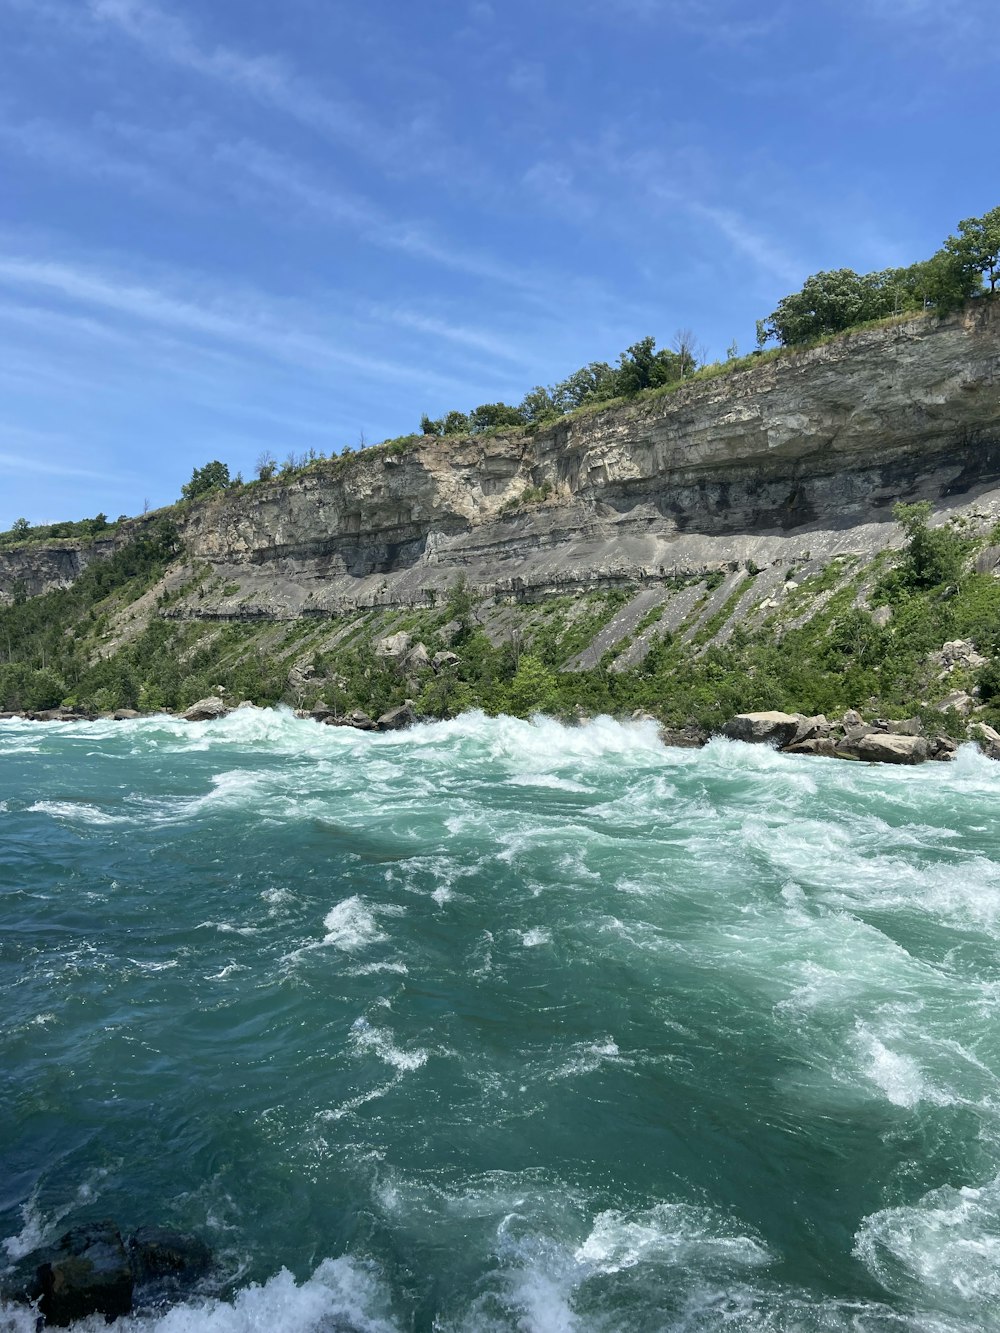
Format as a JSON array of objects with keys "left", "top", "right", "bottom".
[
  {"left": 784, "top": 737, "right": 838, "bottom": 758},
  {"left": 930, "top": 735, "right": 959, "bottom": 761},
  {"left": 113, "top": 709, "right": 141, "bottom": 720},
  {"left": 659, "top": 725, "right": 707, "bottom": 749},
  {"left": 376, "top": 703, "right": 418, "bottom": 731},
  {"left": 2, "top": 1221, "right": 214, "bottom": 1325},
  {"left": 37, "top": 1221, "right": 134, "bottom": 1327},
  {"left": 325, "top": 709, "right": 377, "bottom": 731},
  {"left": 128, "top": 1226, "right": 212, "bottom": 1290},
  {"left": 309, "top": 703, "right": 335, "bottom": 721}
]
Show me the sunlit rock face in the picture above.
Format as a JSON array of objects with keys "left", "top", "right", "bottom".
[{"left": 4, "top": 301, "right": 1000, "bottom": 615}]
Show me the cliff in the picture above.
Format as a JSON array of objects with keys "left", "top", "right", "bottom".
[
  {"left": 171, "top": 300, "right": 1000, "bottom": 619},
  {"left": 2, "top": 300, "right": 999, "bottom": 627}
]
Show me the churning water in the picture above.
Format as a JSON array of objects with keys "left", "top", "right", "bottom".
[{"left": 2, "top": 710, "right": 1000, "bottom": 1332}]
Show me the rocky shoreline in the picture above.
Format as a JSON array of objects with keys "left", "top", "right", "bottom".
[{"left": 2, "top": 697, "right": 998, "bottom": 765}]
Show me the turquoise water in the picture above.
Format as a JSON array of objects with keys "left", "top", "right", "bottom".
[{"left": 2, "top": 710, "right": 1000, "bottom": 1332}]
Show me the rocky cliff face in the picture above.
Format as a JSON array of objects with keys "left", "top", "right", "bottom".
[
  {"left": 0, "top": 536, "right": 120, "bottom": 602},
  {"left": 4, "top": 301, "right": 999, "bottom": 617}
]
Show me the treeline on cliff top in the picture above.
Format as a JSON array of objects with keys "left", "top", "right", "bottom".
[{"left": 1, "top": 206, "right": 997, "bottom": 548}]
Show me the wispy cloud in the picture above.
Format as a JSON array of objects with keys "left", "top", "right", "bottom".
[
  {"left": 0, "top": 252, "right": 475, "bottom": 392},
  {"left": 85, "top": 0, "right": 476, "bottom": 182}
]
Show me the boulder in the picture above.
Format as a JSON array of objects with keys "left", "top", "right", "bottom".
[
  {"left": 374, "top": 632, "right": 411, "bottom": 661},
  {"left": 936, "top": 690, "right": 975, "bottom": 716},
  {"left": 838, "top": 733, "right": 929, "bottom": 765},
  {"left": 841, "top": 709, "right": 865, "bottom": 727},
  {"left": 325, "top": 709, "right": 376, "bottom": 731},
  {"left": 784, "top": 737, "right": 838, "bottom": 757},
  {"left": 930, "top": 736, "right": 959, "bottom": 761},
  {"left": 721, "top": 712, "right": 802, "bottom": 747},
  {"left": 182, "top": 697, "right": 228, "bottom": 722},
  {"left": 309, "top": 703, "right": 335, "bottom": 721},
  {"left": 128, "top": 1226, "right": 212, "bottom": 1291},
  {"left": 432, "top": 650, "right": 460, "bottom": 671},
  {"left": 113, "top": 709, "right": 141, "bottom": 720},
  {"left": 968, "top": 721, "right": 1000, "bottom": 759},
  {"left": 791, "top": 714, "right": 829, "bottom": 743},
  {"left": 376, "top": 703, "right": 418, "bottom": 732},
  {"left": 885, "top": 717, "right": 923, "bottom": 736},
  {"left": 404, "top": 642, "right": 432, "bottom": 671},
  {"left": 38, "top": 1222, "right": 134, "bottom": 1327},
  {"left": 658, "top": 724, "right": 708, "bottom": 749}
]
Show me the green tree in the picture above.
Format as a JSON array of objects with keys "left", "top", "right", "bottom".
[
  {"left": 945, "top": 207, "right": 1000, "bottom": 293},
  {"left": 181, "top": 460, "right": 231, "bottom": 500},
  {"left": 468, "top": 403, "right": 525, "bottom": 434},
  {"left": 518, "top": 385, "right": 558, "bottom": 424},
  {"left": 11, "top": 518, "right": 30, "bottom": 538},
  {"left": 420, "top": 415, "right": 444, "bottom": 436},
  {"left": 893, "top": 501, "right": 967, "bottom": 590},
  {"left": 442, "top": 410, "right": 471, "bottom": 435},
  {"left": 505, "top": 654, "right": 559, "bottom": 716}
]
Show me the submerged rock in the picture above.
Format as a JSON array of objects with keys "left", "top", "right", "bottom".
[
  {"left": 34, "top": 1221, "right": 133, "bottom": 1327},
  {"left": 128, "top": 1226, "right": 212, "bottom": 1293},
  {"left": 3, "top": 1222, "right": 214, "bottom": 1326},
  {"left": 182, "top": 697, "right": 228, "bottom": 722}
]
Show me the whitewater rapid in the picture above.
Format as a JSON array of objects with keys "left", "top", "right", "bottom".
[{"left": 1, "top": 709, "right": 999, "bottom": 1331}]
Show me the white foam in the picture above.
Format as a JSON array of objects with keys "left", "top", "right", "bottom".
[
  {"left": 553, "top": 1037, "right": 623, "bottom": 1079},
  {"left": 321, "top": 897, "right": 389, "bottom": 951},
  {"left": 574, "top": 1201, "right": 772, "bottom": 1274},
  {"left": 350, "top": 1016, "right": 427, "bottom": 1071},
  {"left": 856, "top": 1175, "right": 1000, "bottom": 1320},
  {"left": 519, "top": 928, "right": 551, "bottom": 948},
  {"left": 17, "top": 1255, "right": 403, "bottom": 1332},
  {"left": 26, "top": 800, "right": 128, "bottom": 825}
]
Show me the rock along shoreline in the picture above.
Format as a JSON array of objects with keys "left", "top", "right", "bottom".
[{"left": 1, "top": 698, "right": 998, "bottom": 766}]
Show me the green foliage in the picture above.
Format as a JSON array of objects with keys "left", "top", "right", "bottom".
[
  {"left": 884, "top": 502, "right": 968, "bottom": 592},
  {"left": 945, "top": 207, "right": 1000, "bottom": 294},
  {"left": 0, "top": 513, "right": 122, "bottom": 548},
  {"left": 756, "top": 209, "right": 994, "bottom": 348},
  {"left": 181, "top": 460, "right": 231, "bottom": 500},
  {"left": 418, "top": 335, "right": 702, "bottom": 440}
]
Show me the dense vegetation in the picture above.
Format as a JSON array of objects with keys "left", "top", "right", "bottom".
[
  {"left": 756, "top": 207, "right": 999, "bottom": 347},
  {"left": 2, "top": 506, "right": 998, "bottom": 737},
  {"left": 0, "top": 512, "right": 120, "bottom": 549}
]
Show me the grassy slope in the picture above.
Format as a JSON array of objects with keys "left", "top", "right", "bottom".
[{"left": 2, "top": 514, "right": 999, "bottom": 730}]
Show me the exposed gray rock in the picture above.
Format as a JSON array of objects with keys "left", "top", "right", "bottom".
[
  {"left": 659, "top": 724, "right": 708, "bottom": 749},
  {"left": 721, "top": 712, "right": 802, "bottom": 747},
  {"left": 431, "top": 650, "right": 460, "bottom": 671},
  {"left": 325, "top": 709, "right": 376, "bottom": 731},
  {"left": 870, "top": 605, "right": 893, "bottom": 628},
  {"left": 404, "top": 642, "right": 432, "bottom": 671},
  {"left": 784, "top": 737, "right": 839, "bottom": 758},
  {"left": 376, "top": 703, "right": 418, "bottom": 731},
  {"left": 791, "top": 714, "right": 829, "bottom": 743},
  {"left": 936, "top": 689, "right": 975, "bottom": 715},
  {"left": 969, "top": 721, "right": 1000, "bottom": 759},
  {"left": 930, "top": 736, "right": 959, "bottom": 761},
  {"left": 841, "top": 709, "right": 865, "bottom": 727},
  {"left": 375, "top": 632, "right": 411, "bottom": 660},
  {"left": 838, "top": 733, "right": 929, "bottom": 764},
  {"left": 113, "top": 708, "right": 141, "bottom": 720},
  {"left": 885, "top": 717, "right": 923, "bottom": 735},
  {"left": 182, "top": 697, "right": 229, "bottom": 722}
]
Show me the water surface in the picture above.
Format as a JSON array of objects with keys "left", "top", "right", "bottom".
[{"left": 2, "top": 710, "right": 999, "bottom": 1331}]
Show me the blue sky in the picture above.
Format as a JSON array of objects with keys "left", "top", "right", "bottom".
[{"left": 1, "top": 0, "right": 996, "bottom": 526}]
